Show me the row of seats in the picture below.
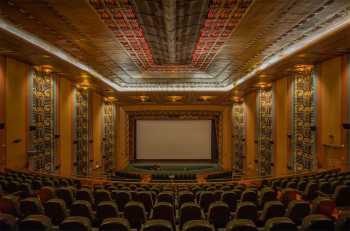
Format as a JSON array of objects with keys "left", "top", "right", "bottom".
[{"left": 0, "top": 169, "right": 349, "bottom": 230}]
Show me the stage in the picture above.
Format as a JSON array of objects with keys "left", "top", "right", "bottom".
[{"left": 126, "top": 162, "right": 220, "bottom": 174}]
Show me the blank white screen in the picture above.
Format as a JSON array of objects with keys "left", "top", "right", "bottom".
[{"left": 136, "top": 120, "right": 212, "bottom": 160}]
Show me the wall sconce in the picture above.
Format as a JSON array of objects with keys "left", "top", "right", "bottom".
[
  {"left": 139, "top": 95, "right": 150, "bottom": 102},
  {"left": 167, "top": 96, "right": 183, "bottom": 103}
]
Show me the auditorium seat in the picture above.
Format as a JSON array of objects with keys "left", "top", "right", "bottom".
[
  {"left": 96, "top": 201, "right": 119, "bottom": 225},
  {"left": 301, "top": 214, "right": 334, "bottom": 231},
  {"left": 76, "top": 188, "right": 95, "bottom": 207},
  {"left": 156, "top": 191, "right": 174, "bottom": 205},
  {"left": 60, "top": 216, "right": 92, "bottom": 231},
  {"left": 259, "top": 187, "right": 276, "bottom": 210},
  {"left": 150, "top": 202, "right": 175, "bottom": 228},
  {"left": 226, "top": 219, "right": 257, "bottom": 231},
  {"left": 285, "top": 200, "right": 310, "bottom": 225},
  {"left": 94, "top": 189, "right": 112, "bottom": 206},
  {"left": 0, "top": 195, "right": 20, "bottom": 216},
  {"left": 179, "top": 202, "right": 204, "bottom": 229},
  {"left": 178, "top": 191, "right": 195, "bottom": 208},
  {"left": 199, "top": 191, "right": 215, "bottom": 213},
  {"left": 258, "top": 201, "right": 285, "bottom": 226},
  {"left": 240, "top": 190, "right": 258, "bottom": 206},
  {"left": 280, "top": 188, "right": 298, "bottom": 207},
  {"left": 207, "top": 201, "right": 230, "bottom": 228},
  {"left": 111, "top": 190, "right": 131, "bottom": 212},
  {"left": 0, "top": 213, "right": 17, "bottom": 231},
  {"left": 221, "top": 191, "right": 238, "bottom": 212},
  {"left": 303, "top": 182, "right": 319, "bottom": 201},
  {"left": 44, "top": 198, "right": 68, "bottom": 225},
  {"left": 124, "top": 201, "right": 147, "bottom": 230},
  {"left": 137, "top": 191, "right": 154, "bottom": 213},
  {"left": 334, "top": 185, "right": 350, "bottom": 208},
  {"left": 19, "top": 197, "right": 44, "bottom": 218},
  {"left": 335, "top": 211, "right": 350, "bottom": 231},
  {"left": 141, "top": 219, "right": 173, "bottom": 231},
  {"left": 56, "top": 187, "right": 75, "bottom": 208},
  {"left": 37, "top": 186, "right": 55, "bottom": 203},
  {"left": 100, "top": 217, "right": 130, "bottom": 231},
  {"left": 263, "top": 217, "right": 297, "bottom": 231},
  {"left": 19, "top": 214, "right": 52, "bottom": 231},
  {"left": 234, "top": 202, "right": 258, "bottom": 222},
  {"left": 182, "top": 220, "right": 214, "bottom": 231},
  {"left": 70, "top": 200, "right": 95, "bottom": 222},
  {"left": 311, "top": 197, "right": 336, "bottom": 218}
]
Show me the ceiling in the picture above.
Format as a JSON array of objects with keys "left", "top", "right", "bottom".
[{"left": 0, "top": 0, "right": 350, "bottom": 102}]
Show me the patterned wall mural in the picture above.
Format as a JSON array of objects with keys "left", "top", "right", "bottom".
[
  {"left": 102, "top": 101, "right": 116, "bottom": 176},
  {"left": 74, "top": 89, "right": 90, "bottom": 176},
  {"left": 290, "top": 66, "right": 316, "bottom": 172},
  {"left": 256, "top": 88, "right": 274, "bottom": 176},
  {"left": 28, "top": 69, "right": 57, "bottom": 172},
  {"left": 232, "top": 102, "right": 245, "bottom": 174}
]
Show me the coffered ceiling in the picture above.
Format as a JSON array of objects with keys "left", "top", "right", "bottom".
[{"left": 0, "top": 0, "right": 350, "bottom": 95}]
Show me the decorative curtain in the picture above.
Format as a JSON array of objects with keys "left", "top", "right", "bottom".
[
  {"left": 73, "top": 89, "right": 90, "bottom": 176},
  {"left": 102, "top": 101, "right": 116, "bottom": 176},
  {"left": 28, "top": 69, "right": 57, "bottom": 172},
  {"left": 290, "top": 66, "right": 316, "bottom": 172},
  {"left": 232, "top": 102, "right": 245, "bottom": 174},
  {"left": 256, "top": 88, "right": 274, "bottom": 176}
]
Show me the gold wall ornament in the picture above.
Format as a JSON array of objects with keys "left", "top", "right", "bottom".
[{"left": 28, "top": 69, "right": 57, "bottom": 172}]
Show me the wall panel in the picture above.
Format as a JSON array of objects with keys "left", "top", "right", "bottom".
[
  {"left": 58, "top": 78, "right": 73, "bottom": 176},
  {"left": 244, "top": 92, "right": 257, "bottom": 176},
  {"left": 5, "top": 58, "right": 28, "bottom": 170}
]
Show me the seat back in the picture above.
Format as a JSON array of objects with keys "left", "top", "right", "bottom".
[
  {"left": 124, "top": 201, "right": 146, "bottom": 229},
  {"left": 44, "top": 198, "right": 68, "bottom": 225},
  {"left": 241, "top": 190, "right": 258, "bottom": 205},
  {"left": 141, "top": 219, "right": 173, "bottom": 231},
  {"left": 0, "top": 195, "right": 20, "bottom": 216},
  {"left": 208, "top": 201, "right": 230, "bottom": 228},
  {"left": 178, "top": 191, "right": 194, "bottom": 207},
  {"left": 151, "top": 202, "right": 175, "bottom": 226},
  {"left": 56, "top": 187, "right": 74, "bottom": 208},
  {"left": 264, "top": 217, "right": 297, "bottom": 231},
  {"left": 94, "top": 189, "right": 112, "bottom": 205},
  {"left": 334, "top": 185, "right": 350, "bottom": 207},
  {"left": 100, "top": 217, "right": 130, "bottom": 231},
  {"left": 260, "top": 201, "right": 285, "bottom": 224},
  {"left": 221, "top": 191, "right": 238, "bottom": 212},
  {"left": 20, "top": 197, "right": 44, "bottom": 218},
  {"left": 70, "top": 200, "right": 95, "bottom": 221},
  {"left": 137, "top": 191, "right": 154, "bottom": 213},
  {"left": 19, "top": 215, "right": 51, "bottom": 231},
  {"left": 235, "top": 202, "right": 258, "bottom": 222},
  {"left": 96, "top": 201, "right": 119, "bottom": 224},
  {"left": 285, "top": 200, "right": 310, "bottom": 226},
  {"left": 335, "top": 211, "right": 350, "bottom": 231},
  {"left": 60, "top": 216, "right": 92, "bottom": 231},
  {"left": 111, "top": 190, "right": 131, "bottom": 212},
  {"left": 199, "top": 191, "right": 215, "bottom": 212},
  {"left": 179, "top": 202, "right": 204, "bottom": 228},
  {"left": 0, "top": 213, "right": 17, "bottom": 231},
  {"left": 301, "top": 214, "right": 334, "bottom": 231},
  {"left": 182, "top": 220, "right": 214, "bottom": 231},
  {"left": 226, "top": 219, "right": 257, "bottom": 231},
  {"left": 76, "top": 188, "right": 95, "bottom": 206}
]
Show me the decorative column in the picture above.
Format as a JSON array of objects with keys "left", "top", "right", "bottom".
[
  {"left": 102, "top": 99, "right": 116, "bottom": 176},
  {"left": 28, "top": 68, "right": 57, "bottom": 172},
  {"left": 290, "top": 65, "right": 316, "bottom": 172},
  {"left": 73, "top": 88, "right": 91, "bottom": 176},
  {"left": 256, "top": 86, "right": 274, "bottom": 176},
  {"left": 232, "top": 101, "right": 245, "bottom": 175}
]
